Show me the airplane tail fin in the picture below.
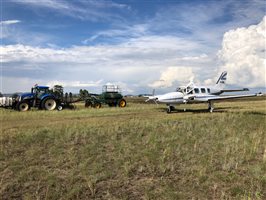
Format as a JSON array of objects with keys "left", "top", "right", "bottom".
[
  {"left": 152, "top": 89, "right": 155, "bottom": 96},
  {"left": 215, "top": 71, "right": 227, "bottom": 89}
]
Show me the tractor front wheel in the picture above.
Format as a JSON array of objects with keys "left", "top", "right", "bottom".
[
  {"left": 16, "top": 101, "right": 30, "bottom": 111},
  {"left": 42, "top": 98, "right": 57, "bottom": 111},
  {"left": 118, "top": 99, "right": 126, "bottom": 108}
]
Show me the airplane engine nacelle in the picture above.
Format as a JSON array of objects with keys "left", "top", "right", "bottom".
[{"left": 183, "top": 95, "right": 195, "bottom": 101}]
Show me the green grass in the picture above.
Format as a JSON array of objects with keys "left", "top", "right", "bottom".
[{"left": 1, "top": 98, "right": 266, "bottom": 199}]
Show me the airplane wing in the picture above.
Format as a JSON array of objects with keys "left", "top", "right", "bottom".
[
  {"left": 207, "top": 93, "right": 262, "bottom": 101},
  {"left": 221, "top": 88, "right": 249, "bottom": 92}
]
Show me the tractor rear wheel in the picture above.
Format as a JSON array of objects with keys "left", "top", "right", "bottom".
[
  {"left": 42, "top": 98, "right": 57, "bottom": 111},
  {"left": 94, "top": 102, "right": 101, "bottom": 109},
  {"left": 118, "top": 99, "right": 126, "bottom": 108},
  {"left": 16, "top": 101, "right": 30, "bottom": 111},
  {"left": 85, "top": 101, "right": 92, "bottom": 107}
]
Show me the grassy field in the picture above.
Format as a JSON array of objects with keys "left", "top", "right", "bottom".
[{"left": 1, "top": 97, "right": 266, "bottom": 199}]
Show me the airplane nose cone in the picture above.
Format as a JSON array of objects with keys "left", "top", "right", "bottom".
[
  {"left": 157, "top": 93, "right": 171, "bottom": 102},
  {"left": 157, "top": 92, "right": 183, "bottom": 103}
]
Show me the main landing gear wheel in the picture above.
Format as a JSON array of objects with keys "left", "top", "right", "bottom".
[
  {"left": 167, "top": 106, "right": 175, "bottom": 113},
  {"left": 118, "top": 99, "right": 126, "bottom": 108},
  {"left": 42, "top": 98, "right": 57, "bottom": 111},
  {"left": 208, "top": 101, "right": 214, "bottom": 113},
  {"left": 17, "top": 101, "right": 30, "bottom": 112}
]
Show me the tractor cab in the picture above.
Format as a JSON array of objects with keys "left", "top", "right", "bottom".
[
  {"left": 101, "top": 84, "right": 123, "bottom": 99},
  {"left": 102, "top": 84, "right": 121, "bottom": 93},
  {"left": 31, "top": 85, "right": 50, "bottom": 98}
]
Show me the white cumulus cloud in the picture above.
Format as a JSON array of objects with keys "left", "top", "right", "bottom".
[
  {"left": 149, "top": 67, "right": 194, "bottom": 88},
  {"left": 46, "top": 80, "right": 103, "bottom": 88},
  {"left": 0, "top": 33, "right": 214, "bottom": 93},
  {"left": 218, "top": 16, "right": 266, "bottom": 88}
]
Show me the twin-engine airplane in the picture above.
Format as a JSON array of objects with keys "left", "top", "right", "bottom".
[{"left": 146, "top": 71, "right": 262, "bottom": 113}]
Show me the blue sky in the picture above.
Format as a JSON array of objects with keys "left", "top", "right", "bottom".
[{"left": 1, "top": 0, "right": 265, "bottom": 94}]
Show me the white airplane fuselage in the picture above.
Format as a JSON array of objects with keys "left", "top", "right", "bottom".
[{"left": 158, "top": 86, "right": 222, "bottom": 104}]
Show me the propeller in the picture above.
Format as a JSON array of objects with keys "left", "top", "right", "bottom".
[
  {"left": 145, "top": 89, "right": 158, "bottom": 105},
  {"left": 145, "top": 96, "right": 159, "bottom": 104}
]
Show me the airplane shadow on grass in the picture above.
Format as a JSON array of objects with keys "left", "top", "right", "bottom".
[
  {"left": 244, "top": 111, "right": 266, "bottom": 116},
  {"left": 155, "top": 107, "right": 231, "bottom": 114},
  {"left": 155, "top": 107, "right": 266, "bottom": 115}
]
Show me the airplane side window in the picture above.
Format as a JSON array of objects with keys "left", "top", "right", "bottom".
[
  {"left": 207, "top": 88, "right": 210, "bottom": 93},
  {"left": 201, "top": 88, "right": 206, "bottom": 93},
  {"left": 194, "top": 88, "right": 199, "bottom": 93}
]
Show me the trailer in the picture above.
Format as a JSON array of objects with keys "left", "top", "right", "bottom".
[{"left": 0, "top": 97, "right": 14, "bottom": 108}]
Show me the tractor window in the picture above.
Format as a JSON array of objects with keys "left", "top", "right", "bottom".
[
  {"left": 37, "top": 88, "right": 48, "bottom": 95},
  {"left": 103, "top": 85, "right": 120, "bottom": 93},
  {"left": 38, "top": 89, "right": 45, "bottom": 94},
  {"left": 34, "top": 87, "right": 50, "bottom": 98},
  {"left": 201, "top": 88, "right": 206, "bottom": 93},
  {"left": 207, "top": 88, "right": 210, "bottom": 93},
  {"left": 194, "top": 88, "right": 199, "bottom": 93}
]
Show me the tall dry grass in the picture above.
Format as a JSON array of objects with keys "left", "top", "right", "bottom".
[{"left": 0, "top": 98, "right": 265, "bottom": 199}]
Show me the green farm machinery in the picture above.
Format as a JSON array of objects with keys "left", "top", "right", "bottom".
[{"left": 85, "top": 84, "right": 126, "bottom": 108}]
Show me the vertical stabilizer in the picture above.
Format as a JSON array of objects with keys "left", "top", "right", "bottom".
[{"left": 215, "top": 71, "right": 227, "bottom": 89}]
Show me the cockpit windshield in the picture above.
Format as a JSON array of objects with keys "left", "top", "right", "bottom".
[
  {"left": 176, "top": 87, "right": 193, "bottom": 94},
  {"left": 176, "top": 87, "right": 185, "bottom": 93},
  {"left": 176, "top": 82, "right": 194, "bottom": 94}
]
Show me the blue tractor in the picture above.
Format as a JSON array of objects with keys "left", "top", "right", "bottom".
[{"left": 14, "top": 85, "right": 60, "bottom": 111}]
